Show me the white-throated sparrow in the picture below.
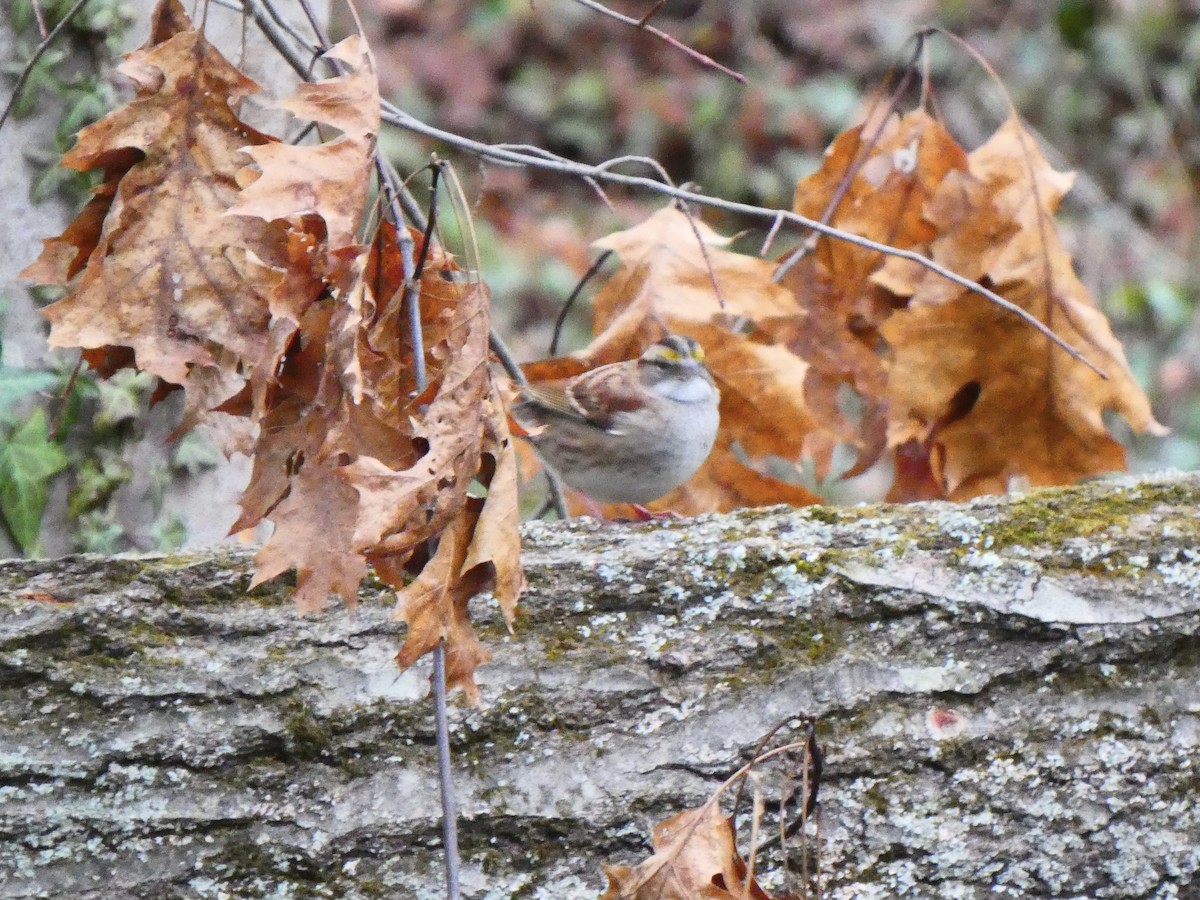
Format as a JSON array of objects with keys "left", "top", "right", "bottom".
[{"left": 512, "top": 334, "right": 720, "bottom": 507}]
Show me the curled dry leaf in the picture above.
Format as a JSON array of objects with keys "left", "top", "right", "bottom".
[
  {"left": 600, "top": 804, "right": 774, "bottom": 900},
  {"left": 520, "top": 205, "right": 822, "bottom": 516}
]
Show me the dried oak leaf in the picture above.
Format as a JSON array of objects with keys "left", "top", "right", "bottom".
[
  {"left": 880, "top": 115, "right": 1165, "bottom": 497},
  {"left": 391, "top": 413, "right": 523, "bottom": 703},
  {"left": 777, "top": 109, "right": 968, "bottom": 471},
  {"left": 237, "top": 227, "right": 522, "bottom": 694},
  {"left": 27, "top": 0, "right": 283, "bottom": 394},
  {"left": 231, "top": 35, "right": 379, "bottom": 251},
  {"left": 343, "top": 277, "right": 494, "bottom": 554},
  {"left": 521, "top": 205, "right": 820, "bottom": 516},
  {"left": 249, "top": 463, "right": 368, "bottom": 614},
  {"left": 601, "top": 804, "right": 774, "bottom": 900}
]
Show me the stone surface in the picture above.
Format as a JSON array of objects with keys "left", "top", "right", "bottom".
[{"left": 2, "top": 472, "right": 1199, "bottom": 898}]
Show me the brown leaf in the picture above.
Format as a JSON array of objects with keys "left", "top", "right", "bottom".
[
  {"left": 233, "top": 222, "right": 521, "bottom": 693},
  {"left": 600, "top": 805, "right": 774, "bottom": 900},
  {"left": 390, "top": 418, "right": 523, "bottom": 701},
  {"left": 30, "top": 0, "right": 284, "bottom": 391},
  {"left": 779, "top": 110, "right": 969, "bottom": 472},
  {"left": 881, "top": 115, "right": 1165, "bottom": 498},
  {"left": 391, "top": 495, "right": 492, "bottom": 705},
  {"left": 250, "top": 464, "right": 368, "bottom": 614},
  {"left": 342, "top": 278, "right": 492, "bottom": 555},
  {"left": 230, "top": 35, "right": 379, "bottom": 250}
]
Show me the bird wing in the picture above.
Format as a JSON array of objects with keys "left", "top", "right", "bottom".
[{"left": 518, "top": 360, "right": 646, "bottom": 433}]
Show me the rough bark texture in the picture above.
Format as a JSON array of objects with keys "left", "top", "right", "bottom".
[{"left": 3, "top": 471, "right": 1200, "bottom": 899}]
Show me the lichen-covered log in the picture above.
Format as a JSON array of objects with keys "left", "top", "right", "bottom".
[{"left": 2, "top": 472, "right": 1199, "bottom": 899}]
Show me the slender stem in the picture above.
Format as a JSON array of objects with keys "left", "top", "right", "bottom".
[
  {"left": 550, "top": 250, "right": 612, "bottom": 356},
  {"left": 431, "top": 643, "right": 461, "bottom": 900},
  {"left": 0, "top": 0, "right": 94, "bottom": 134},
  {"left": 774, "top": 36, "right": 923, "bottom": 281},
  {"left": 567, "top": 0, "right": 746, "bottom": 83}
]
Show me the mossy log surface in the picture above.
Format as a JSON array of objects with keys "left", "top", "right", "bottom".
[{"left": 3, "top": 472, "right": 1200, "bottom": 899}]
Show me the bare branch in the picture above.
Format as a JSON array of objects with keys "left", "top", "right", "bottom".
[{"left": 568, "top": 0, "right": 747, "bottom": 84}]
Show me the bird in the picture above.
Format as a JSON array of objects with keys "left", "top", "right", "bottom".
[{"left": 511, "top": 334, "right": 720, "bottom": 515}]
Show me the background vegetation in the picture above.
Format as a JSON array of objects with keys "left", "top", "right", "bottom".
[{"left": 347, "top": 0, "right": 1200, "bottom": 479}]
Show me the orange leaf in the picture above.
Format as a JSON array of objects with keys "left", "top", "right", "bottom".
[
  {"left": 881, "top": 115, "right": 1165, "bottom": 498},
  {"left": 230, "top": 35, "right": 380, "bottom": 250},
  {"left": 250, "top": 464, "right": 368, "bottom": 614}
]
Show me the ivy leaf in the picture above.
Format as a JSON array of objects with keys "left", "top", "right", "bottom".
[
  {"left": 0, "top": 408, "right": 69, "bottom": 554},
  {"left": 0, "top": 367, "right": 60, "bottom": 416}
]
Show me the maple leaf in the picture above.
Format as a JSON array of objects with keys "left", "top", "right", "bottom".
[
  {"left": 520, "top": 205, "right": 821, "bottom": 516},
  {"left": 880, "top": 115, "right": 1166, "bottom": 497},
  {"left": 26, "top": 0, "right": 284, "bottom": 395},
  {"left": 601, "top": 805, "right": 774, "bottom": 900}
]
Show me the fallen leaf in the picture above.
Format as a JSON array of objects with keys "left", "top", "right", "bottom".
[{"left": 600, "top": 804, "right": 774, "bottom": 900}]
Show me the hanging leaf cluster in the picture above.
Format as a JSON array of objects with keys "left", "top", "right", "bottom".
[{"left": 22, "top": 0, "right": 521, "bottom": 700}]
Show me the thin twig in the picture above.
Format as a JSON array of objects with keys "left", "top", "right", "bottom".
[
  {"left": 32, "top": 0, "right": 50, "bottom": 39},
  {"left": 676, "top": 194, "right": 726, "bottom": 310},
  {"left": 550, "top": 250, "right": 613, "bottom": 356},
  {"left": 568, "top": 0, "right": 746, "bottom": 83},
  {"left": 431, "top": 643, "right": 461, "bottom": 900},
  {"left": 774, "top": 31, "right": 926, "bottom": 281},
  {"left": 0, "top": 0, "right": 94, "bottom": 134},
  {"left": 403, "top": 160, "right": 460, "bottom": 900},
  {"left": 759, "top": 211, "right": 785, "bottom": 257},
  {"left": 295, "top": 0, "right": 331, "bottom": 46},
  {"left": 49, "top": 357, "right": 84, "bottom": 441},
  {"left": 635, "top": 0, "right": 669, "bottom": 28}
]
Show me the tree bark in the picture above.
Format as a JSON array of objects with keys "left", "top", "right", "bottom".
[{"left": 2, "top": 472, "right": 1199, "bottom": 899}]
